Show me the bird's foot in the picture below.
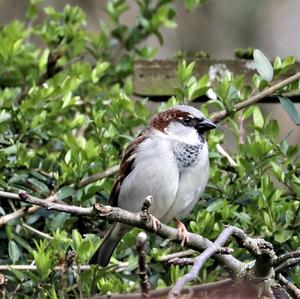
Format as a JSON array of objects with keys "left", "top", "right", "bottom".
[
  {"left": 175, "top": 219, "right": 189, "bottom": 247},
  {"left": 149, "top": 214, "right": 161, "bottom": 232}
]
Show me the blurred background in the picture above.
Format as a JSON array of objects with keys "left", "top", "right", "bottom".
[{"left": 0, "top": 0, "right": 299, "bottom": 143}]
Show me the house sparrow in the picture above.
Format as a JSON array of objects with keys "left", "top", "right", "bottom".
[{"left": 92, "top": 105, "right": 217, "bottom": 266}]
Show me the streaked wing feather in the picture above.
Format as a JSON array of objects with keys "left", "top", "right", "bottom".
[{"left": 108, "top": 132, "right": 149, "bottom": 207}]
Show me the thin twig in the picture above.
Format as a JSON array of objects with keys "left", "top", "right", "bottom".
[
  {"left": 156, "top": 249, "right": 195, "bottom": 262},
  {"left": 136, "top": 232, "right": 150, "bottom": 298},
  {"left": 79, "top": 165, "right": 119, "bottom": 188},
  {"left": 211, "top": 71, "right": 300, "bottom": 123},
  {"left": 277, "top": 273, "right": 300, "bottom": 299},
  {"left": 22, "top": 223, "right": 53, "bottom": 240},
  {"left": 0, "top": 193, "right": 57, "bottom": 228},
  {"left": 274, "top": 250, "right": 300, "bottom": 266},
  {"left": 275, "top": 257, "right": 300, "bottom": 273},
  {"left": 238, "top": 110, "right": 245, "bottom": 144},
  {"left": 168, "top": 257, "right": 195, "bottom": 266},
  {"left": 216, "top": 144, "right": 238, "bottom": 167}
]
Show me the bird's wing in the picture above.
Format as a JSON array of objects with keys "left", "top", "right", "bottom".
[{"left": 108, "top": 132, "right": 149, "bottom": 207}]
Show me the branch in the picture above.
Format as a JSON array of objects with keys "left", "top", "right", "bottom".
[
  {"left": 10, "top": 189, "right": 242, "bottom": 274},
  {"left": 277, "top": 274, "right": 300, "bottom": 299},
  {"left": 168, "top": 257, "right": 195, "bottom": 266},
  {"left": 167, "top": 226, "right": 244, "bottom": 299},
  {"left": 0, "top": 192, "right": 57, "bottom": 228},
  {"left": 156, "top": 249, "right": 195, "bottom": 262},
  {"left": 79, "top": 165, "right": 119, "bottom": 188},
  {"left": 4, "top": 189, "right": 296, "bottom": 298},
  {"left": 275, "top": 257, "right": 300, "bottom": 273},
  {"left": 274, "top": 250, "right": 300, "bottom": 267},
  {"left": 136, "top": 232, "right": 150, "bottom": 298},
  {"left": 168, "top": 226, "right": 276, "bottom": 299},
  {"left": 216, "top": 144, "right": 237, "bottom": 167},
  {"left": 210, "top": 71, "right": 300, "bottom": 123}
]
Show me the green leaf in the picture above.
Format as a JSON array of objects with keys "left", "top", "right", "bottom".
[
  {"left": 252, "top": 106, "right": 264, "bottom": 128},
  {"left": 207, "top": 199, "right": 223, "bottom": 212},
  {"left": 91, "top": 62, "right": 110, "bottom": 83},
  {"left": 0, "top": 206, "right": 5, "bottom": 216},
  {"left": 278, "top": 96, "right": 300, "bottom": 125},
  {"left": 51, "top": 212, "right": 70, "bottom": 230},
  {"left": 274, "top": 230, "right": 293, "bottom": 243},
  {"left": 0, "top": 110, "right": 11, "bottom": 123},
  {"left": 253, "top": 49, "right": 273, "bottom": 82},
  {"left": 56, "top": 186, "right": 75, "bottom": 201},
  {"left": 185, "top": 0, "right": 208, "bottom": 11},
  {"left": 9, "top": 240, "right": 21, "bottom": 263}
]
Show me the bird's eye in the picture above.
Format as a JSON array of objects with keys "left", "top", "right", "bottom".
[{"left": 182, "top": 117, "right": 193, "bottom": 126}]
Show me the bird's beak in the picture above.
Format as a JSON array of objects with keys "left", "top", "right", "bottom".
[{"left": 196, "top": 118, "right": 218, "bottom": 132}]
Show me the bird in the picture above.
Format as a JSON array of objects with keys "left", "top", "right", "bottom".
[{"left": 91, "top": 105, "right": 217, "bottom": 267}]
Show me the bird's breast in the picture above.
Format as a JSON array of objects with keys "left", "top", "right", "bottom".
[
  {"left": 161, "top": 141, "right": 209, "bottom": 222},
  {"left": 172, "top": 140, "right": 204, "bottom": 169}
]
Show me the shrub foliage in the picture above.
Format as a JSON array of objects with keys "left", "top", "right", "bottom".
[{"left": 0, "top": 1, "right": 299, "bottom": 298}]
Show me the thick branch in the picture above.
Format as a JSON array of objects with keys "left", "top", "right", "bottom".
[
  {"left": 168, "top": 226, "right": 277, "bottom": 299},
  {"left": 10, "top": 190, "right": 242, "bottom": 274},
  {"left": 210, "top": 71, "right": 300, "bottom": 123},
  {"left": 167, "top": 226, "right": 245, "bottom": 299},
  {"left": 277, "top": 274, "right": 300, "bottom": 299}
]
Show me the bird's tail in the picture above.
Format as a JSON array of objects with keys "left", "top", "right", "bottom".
[{"left": 90, "top": 223, "right": 130, "bottom": 267}]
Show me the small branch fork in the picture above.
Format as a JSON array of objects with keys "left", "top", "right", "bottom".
[
  {"left": 1, "top": 189, "right": 300, "bottom": 298},
  {"left": 167, "top": 226, "right": 249, "bottom": 299}
]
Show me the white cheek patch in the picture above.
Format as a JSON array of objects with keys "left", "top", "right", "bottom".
[{"left": 164, "top": 123, "right": 200, "bottom": 145}]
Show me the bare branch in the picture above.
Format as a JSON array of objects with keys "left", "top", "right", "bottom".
[
  {"left": 167, "top": 226, "right": 245, "bottom": 299},
  {"left": 277, "top": 274, "right": 300, "bottom": 299},
  {"left": 136, "top": 232, "right": 150, "bottom": 298},
  {"left": 168, "top": 257, "right": 195, "bottom": 266},
  {"left": 156, "top": 249, "right": 195, "bottom": 262},
  {"left": 22, "top": 223, "right": 53, "bottom": 240},
  {"left": 210, "top": 71, "right": 300, "bottom": 123},
  {"left": 10, "top": 189, "right": 242, "bottom": 274},
  {"left": 216, "top": 144, "right": 238, "bottom": 167},
  {"left": 79, "top": 165, "right": 119, "bottom": 188},
  {"left": 168, "top": 226, "right": 277, "bottom": 299},
  {"left": 274, "top": 250, "right": 300, "bottom": 267},
  {"left": 0, "top": 192, "right": 57, "bottom": 228},
  {"left": 275, "top": 257, "right": 300, "bottom": 273}
]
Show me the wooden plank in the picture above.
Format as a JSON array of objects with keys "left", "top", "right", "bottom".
[{"left": 133, "top": 59, "right": 300, "bottom": 101}]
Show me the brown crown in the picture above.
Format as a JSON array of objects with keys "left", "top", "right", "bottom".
[{"left": 150, "top": 109, "right": 190, "bottom": 132}]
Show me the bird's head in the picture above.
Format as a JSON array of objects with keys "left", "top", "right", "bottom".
[{"left": 150, "top": 105, "right": 217, "bottom": 144}]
